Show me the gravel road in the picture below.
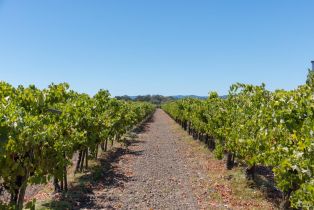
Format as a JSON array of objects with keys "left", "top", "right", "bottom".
[{"left": 86, "top": 109, "right": 203, "bottom": 210}]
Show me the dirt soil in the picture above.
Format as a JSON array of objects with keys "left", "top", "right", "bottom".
[{"left": 37, "top": 109, "right": 278, "bottom": 210}]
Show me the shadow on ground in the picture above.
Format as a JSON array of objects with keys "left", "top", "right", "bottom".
[
  {"left": 248, "top": 166, "right": 283, "bottom": 208},
  {"left": 41, "top": 118, "right": 153, "bottom": 210},
  {"left": 132, "top": 114, "right": 154, "bottom": 134},
  {"left": 183, "top": 129, "right": 283, "bottom": 209}
]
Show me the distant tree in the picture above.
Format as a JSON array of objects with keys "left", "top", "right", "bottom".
[
  {"left": 136, "top": 95, "right": 150, "bottom": 102},
  {"left": 115, "top": 94, "right": 176, "bottom": 105},
  {"left": 115, "top": 95, "right": 132, "bottom": 101}
]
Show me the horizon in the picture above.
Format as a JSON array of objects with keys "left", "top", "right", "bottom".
[{"left": 0, "top": 0, "right": 313, "bottom": 96}]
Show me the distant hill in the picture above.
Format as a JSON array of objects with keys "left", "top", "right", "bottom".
[
  {"left": 126, "top": 95, "right": 207, "bottom": 100},
  {"left": 170, "top": 95, "right": 228, "bottom": 99},
  {"left": 115, "top": 95, "right": 174, "bottom": 105},
  {"left": 170, "top": 95, "right": 207, "bottom": 99},
  {"left": 115, "top": 94, "right": 228, "bottom": 104}
]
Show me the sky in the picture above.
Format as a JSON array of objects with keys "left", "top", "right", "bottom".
[{"left": 0, "top": 0, "right": 313, "bottom": 96}]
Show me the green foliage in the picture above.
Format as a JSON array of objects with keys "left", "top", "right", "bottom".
[
  {"left": 0, "top": 82, "right": 155, "bottom": 209},
  {"left": 213, "top": 143, "right": 224, "bottom": 159},
  {"left": 162, "top": 81, "right": 314, "bottom": 208},
  {"left": 25, "top": 199, "right": 36, "bottom": 210}
]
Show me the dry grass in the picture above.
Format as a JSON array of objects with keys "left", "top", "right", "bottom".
[{"left": 171, "top": 123, "right": 278, "bottom": 210}]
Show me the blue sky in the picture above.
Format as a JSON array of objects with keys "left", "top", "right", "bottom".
[{"left": 0, "top": 0, "right": 313, "bottom": 96}]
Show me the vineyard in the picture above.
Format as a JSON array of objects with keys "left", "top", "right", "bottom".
[
  {"left": 162, "top": 72, "right": 314, "bottom": 209},
  {"left": 0, "top": 82, "right": 155, "bottom": 209},
  {"left": 1, "top": 0, "right": 314, "bottom": 209},
  {"left": 0, "top": 72, "right": 313, "bottom": 210}
]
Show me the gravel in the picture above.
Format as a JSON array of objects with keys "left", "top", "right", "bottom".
[{"left": 84, "top": 109, "right": 201, "bottom": 210}]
